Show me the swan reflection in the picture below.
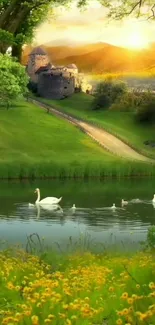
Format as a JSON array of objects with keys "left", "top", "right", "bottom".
[{"left": 35, "top": 203, "right": 63, "bottom": 218}]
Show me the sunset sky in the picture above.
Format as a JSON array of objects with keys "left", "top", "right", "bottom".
[{"left": 34, "top": 0, "right": 155, "bottom": 49}]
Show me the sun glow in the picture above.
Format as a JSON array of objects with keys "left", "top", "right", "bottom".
[{"left": 123, "top": 30, "right": 149, "bottom": 49}]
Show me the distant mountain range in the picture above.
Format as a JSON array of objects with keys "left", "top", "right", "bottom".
[{"left": 22, "top": 42, "right": 155, "bottom": 73}]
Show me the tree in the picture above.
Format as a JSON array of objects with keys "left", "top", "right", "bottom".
[
  {"left": 99, "top": 0, "right": 155, "bottom": 20},
  {"left": 0, "top": 54, "right": 29, "bottom": 108},
  {"left": 0, "top": 0, "right": 88, "bottom": 61},
  {"left": 1, "top": 0, "right": 153, "bottom": 62},
  {"left": 92, "top": 79, "right": 127, "bottom": 110}
]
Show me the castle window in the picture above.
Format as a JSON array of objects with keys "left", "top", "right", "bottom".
[{"left": 64, "top": 86, "right": 67, "bottom": 89}]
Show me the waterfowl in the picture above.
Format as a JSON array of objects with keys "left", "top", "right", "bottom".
[
  {"left": 35, "top": 188, "right": 62, "bottom": 205},
  {"left": 111, "top": 203, "right": 116, "bottom": 210},
  {"left": 121, "top": 199, "right": 128, "bottom": 206}
]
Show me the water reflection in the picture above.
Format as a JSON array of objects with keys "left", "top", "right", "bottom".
[{"left": 0, "top": 179, "right": 155, "bottom": 250}]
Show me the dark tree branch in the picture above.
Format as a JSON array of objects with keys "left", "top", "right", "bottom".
[{"left": 147, "top": 4, "right": 155, "bottom": 19}]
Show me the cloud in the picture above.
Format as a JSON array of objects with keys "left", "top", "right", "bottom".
[{"left": 34, "top": 1, "right": 155, "bottom": 47}]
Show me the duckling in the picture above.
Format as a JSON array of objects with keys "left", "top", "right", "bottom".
[
  {"left": 71, "top": 204, "right": 76, "bottom": 213},
  {"left": 121, "top": 199, "right": 128, "bottom": 206},
  {"left": 111, "top": 203, "right": 116, "bottom": 210}
]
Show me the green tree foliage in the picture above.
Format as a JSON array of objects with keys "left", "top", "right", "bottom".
[
  {"left": 92, "top": 79, "right": 127, "bottom": 110},
  {"left": 135, "top": 93, "right": 155, "bottom": 123},
  {"left": 0, "top": 0, "right": 88, "bottom": 60},
  {"left": 99, "top": 0, "right": 155, "bottom": 20},
  {"left": 1, "top": 0, "right": 153, "bottom": 61},
  {"left": 0, "top": 54, "right": 29, "bottom": 108}
]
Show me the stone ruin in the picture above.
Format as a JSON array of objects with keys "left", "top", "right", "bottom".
[{"left": 26, "top": 47, "right": 79, "bottom": 100}]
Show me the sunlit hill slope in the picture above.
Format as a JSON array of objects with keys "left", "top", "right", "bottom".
[{"left": 22, "top": 42, "right": 155, "bottom": 73}]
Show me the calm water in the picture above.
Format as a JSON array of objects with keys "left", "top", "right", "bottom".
[{"left": 0, "top": 179, "right": 155, "bottom": 251}]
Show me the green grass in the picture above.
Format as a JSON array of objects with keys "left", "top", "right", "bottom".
[
  {"left": 1, "top": 99, "right": 155, "bottom": 178},
  {"left": 1, "top": 247, "right": 155, "bottom": 325},
  {"left": 37, "top": 93, "right": 155, "bottom": 159},
  {"left": 0, "top": 99, "right": 133, "bottom": 179}
]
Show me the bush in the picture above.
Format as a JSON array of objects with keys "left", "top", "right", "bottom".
[
  {"left": 92, "top": 80, "right": 127, "bottom": 110},
  {"left": 135, "top": 93, "right": 155, "bottom": 123},
  {"left": 0, "top": 54, "right": 29, "bottom": 108},
  {"left": 110, "top": 90, "right": 146, "bottom": 112}
]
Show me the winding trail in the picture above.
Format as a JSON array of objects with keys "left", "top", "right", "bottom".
[{"left": 29, "top": 98, "right": 155, "bottom": 163}]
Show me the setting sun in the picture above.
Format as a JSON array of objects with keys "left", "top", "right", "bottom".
[{"left": 123, "top": 30, "right": 149, "bottom": 49}]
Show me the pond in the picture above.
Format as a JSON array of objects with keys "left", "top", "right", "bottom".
[{"left": 0, "top": 179, "right": 154, "bottom": 252}]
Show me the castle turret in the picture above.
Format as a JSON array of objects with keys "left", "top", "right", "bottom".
[{"left": 27, "top": 47, "right": 50, "bottom": 82}]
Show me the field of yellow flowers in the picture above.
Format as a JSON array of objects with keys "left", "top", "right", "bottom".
[{"left": 0, "top": 249, "right": 155, "bottom": 325}]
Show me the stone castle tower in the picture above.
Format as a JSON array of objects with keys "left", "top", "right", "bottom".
[{"left": 27, "top": 47, "right": 50, "bottom": 83}]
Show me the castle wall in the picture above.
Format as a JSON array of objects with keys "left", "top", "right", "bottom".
[
  {"left": 38, "top": 72, "right": 75, "bottom": 99},
  {"left": 27, "top": 54, "right": 49, "bottom": 83}
]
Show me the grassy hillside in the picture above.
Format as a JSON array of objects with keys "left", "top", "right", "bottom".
[
  {"left": 38, "top": 93, "right": 155, "bottom": 160},
  {"left": 0, "top": 100, "right": 138, "bottom": 179}
]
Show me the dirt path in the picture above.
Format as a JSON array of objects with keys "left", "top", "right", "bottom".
[{"left": 29, "top": 98, "right": 154, "bottom": 163}]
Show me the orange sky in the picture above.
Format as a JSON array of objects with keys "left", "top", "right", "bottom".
[{"left": 34, "top": 0, "right": 155, "bottom": 49}]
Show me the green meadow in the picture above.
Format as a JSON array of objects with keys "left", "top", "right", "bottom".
[
  {"left": 38, "top": 93, "right": 155, "bottom": 159},
  {"left": 0, "top": 98, "right": 154, "bottom": 178}
]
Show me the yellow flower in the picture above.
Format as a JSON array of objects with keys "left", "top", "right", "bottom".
[
  {"left": 66, "top": 319, "right": 72, "bottom": 325},
  {"left": 71, "top": 315, "right": 77, "bottom": 320},
  {"left": 116, "top": 319, "right": 123, "bottom": 325},
  {"left": 31, "top": 315, "right": 39, "bottom": 325},
  {"left": 44, "top": 320, "right": 51, "bottom": 324},
  {"left": 117, "top": 311, "right": 123, "bottom": 316},
  {"left": 109, "top": 286, "right": 114, "bottom": 292},
  {"left": 121, "top": 292, "right": 128, "bottom": 299},
  {"left": 7, "top": 282, "right": 14, "bottom": 290},
  {"left": 139, "top": 313, "right": 147, "bottom": 321},
  {"left": 24, "top": 310, "right": 31, "bottom": 316},
  {"left": 122, "top": 308, "right": 129, "bottom": 315},
  {"left": 146, "top": 310, "right": 153, "bottom": 317},
  {"left": 127, "top": 298, "right": 134, "bottom": 305},
  {"left": 149, "top": 282, "right": 155, "bottom": 289},
  {"left": 128, "top": 307, "right": 133, "bottom": 313},
  {"left": 48, "top": 315, "right": 55, "bottom": 320},
  {"left": 15, "top": 286, "right": 20, "bottom": 291}
]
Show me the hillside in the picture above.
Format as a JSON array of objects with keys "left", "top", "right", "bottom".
[
  {"left": 0, "top": 100, "right": 125, "bottom": 178},
  {"left": 38, "top": 92, "right": 155, "bottom": 160},
  {"left": 22, "top": 42, "right": 155, "bottom": 73}
]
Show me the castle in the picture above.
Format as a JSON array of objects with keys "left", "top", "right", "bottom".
[{"left": 26, "top": 47, "right": 79, "bottom": 99}]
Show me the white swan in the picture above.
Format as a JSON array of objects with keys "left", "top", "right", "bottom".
[
  {"left": 34, "top": 188, "right": 62, "bottom": 205},
  {"left": 152, "top": 194, "right": 155, "bottom": 203},
  {"left": 121, "top": 199, "right": 128, "bottom": 206}
]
